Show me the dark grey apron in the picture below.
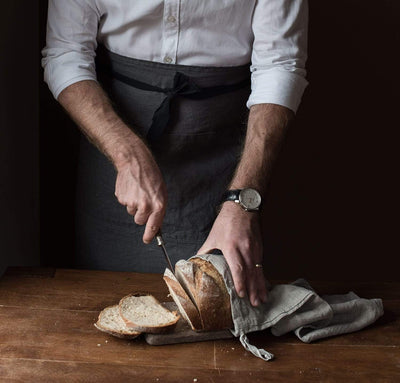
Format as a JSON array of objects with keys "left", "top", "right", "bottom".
[{"left": 74, "top": 46, "right": 250, "bottom": 273}]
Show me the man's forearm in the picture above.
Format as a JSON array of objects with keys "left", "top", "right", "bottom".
[
  {"left": 58, "top": 79, "right": 167, "bottom": 243},
  {"left": 200, "top": 103, "right": 294, "bottom": 305},
  {"left": 58, "top": 80, "right": 143, "bottom": 169},
  {"left": 230, "top": 103, "right": 294, "bottom": 196}
]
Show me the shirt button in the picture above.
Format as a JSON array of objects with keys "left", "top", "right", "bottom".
[
  {"left": 167, "top": 15, "right": 176, "bottom": 23},
  {"left": 164, "top": 56, "right": 173, "bottom": 64}
]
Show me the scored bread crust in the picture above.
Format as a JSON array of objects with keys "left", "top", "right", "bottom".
[
  {"left": 94, "top": 305, "right": 141, "bottom": 339},
  {"left": 163, "top": 268, "right": 203, "bottom": 331},
  {"left": 191, "top": 257, "right": 233, "bottom": 331},
  {"left": 175, "top": 258, "right": 233, "bottom": 331},
  {"left": 174, "top": 260, "right": 198, "bottom": 308},
  {"left": 119, "top": 293, "right": 180, "bottom": 334}
]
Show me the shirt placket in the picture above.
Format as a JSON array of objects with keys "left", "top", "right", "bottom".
[{"left": 161, "top": 0, "right": 180, "bottom": 64}]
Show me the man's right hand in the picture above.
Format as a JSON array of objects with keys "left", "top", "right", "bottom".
[
  {"left": 114, "top": 143, "right": 167, "bottom": 244},
  {"left": 58, "top": 80, "right": 167, "bottom": 244}
]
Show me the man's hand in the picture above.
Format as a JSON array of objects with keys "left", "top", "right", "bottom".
[
  {"left": 197, "top": 202, "right": 268, "bottom": 307},
  {"left": 197, "top": 103, "right": 293, "bottom": 306},
  {"left": 58, "top": 80, "right": 167, "bottom": 243},
  {"left": 114, "top": 143, "right": 167, "bottom": 244}
]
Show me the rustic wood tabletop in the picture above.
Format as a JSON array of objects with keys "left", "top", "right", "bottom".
[{"left": 0, "top": 267, "right": 398, "bottom": 382}]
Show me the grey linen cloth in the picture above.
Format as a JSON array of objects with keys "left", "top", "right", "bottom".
[{"left": 192, "top": 254, "right": 384, "bottom": 361}]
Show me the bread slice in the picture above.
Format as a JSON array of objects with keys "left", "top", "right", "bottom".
[
  {"left": 174, "top": 258, "right": 233, "bottom": 331},
  {"left": 174, "top": 260, "right": 198, "bottom": 310},
  {"left": 119, "top": 293, "right": 180, "bottom": 334},
  {"left": 163, "top": 268, "right": 203, "bottom": 331},
  {"left": 94, "top": 305, "right": 141, "bottom": 339}
]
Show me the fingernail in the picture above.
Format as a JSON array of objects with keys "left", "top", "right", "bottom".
[
  {"left": 238, "top": 290, "right": 245, "bottom": 298},
  {"left": 253, "top": 298, "right": 260, "bottom": 307}
]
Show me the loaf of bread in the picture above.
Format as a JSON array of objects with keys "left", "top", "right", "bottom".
[
  {"left": 167, "top": 257, "right": 233, "bottom": 332},
  {"left": 119, "top": 293, "right": 180, "bottom": 334},
  {"left": 94, "top": 257, "right": 232, "bottom": 338}
]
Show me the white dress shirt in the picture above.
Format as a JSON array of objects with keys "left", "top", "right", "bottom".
[{"left": 42, "top": 0, "right": 308, "bottom": 113}]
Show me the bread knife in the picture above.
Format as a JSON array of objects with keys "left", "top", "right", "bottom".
[{"left": 155, "top": 230, "right": 175, "bottom": 275}]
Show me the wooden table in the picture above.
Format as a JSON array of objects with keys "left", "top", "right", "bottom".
[{"left": 0, "top": 267, "right": 398, "bottom": 382}]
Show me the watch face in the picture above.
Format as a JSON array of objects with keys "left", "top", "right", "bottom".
[{"left": 239, "top": 188, "right": 261, "bottom": 210}]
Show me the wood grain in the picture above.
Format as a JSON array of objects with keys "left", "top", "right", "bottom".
[
  {"left": 1, "top": 346, "right": 398, "bottom": 383},
  {"left": 214, "top": 340, "right": 400, "bottom": 381},
  {"left": 0, "top": 269, "right": 171, "bottom": 311},
  {"left": 0, "top": 307, "right": 215, "bottom": 369},
  {"left": 0, "top": 358, "right": 337, "bottom": 383},
  {"left": 0, "top": 267, "right": 399, "bottom": 382}
]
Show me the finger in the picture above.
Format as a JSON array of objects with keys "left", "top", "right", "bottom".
[
  {"left": 126, "top": 204, "right": 138, "bottom": 216},
  {"left": 240, "top": 243, "right": 264, "bottom": 306},
  {"left": 256, "top": 266, "right": 268, "bottom": 303},
  {"left": 143, "top": 210, "right": 165, "bottom": 244},
  {"left": 224, "top": 248, "right": 247, "bottom": 299},
  {"left": 246, "top": 266, "right": 260, "bottom": 306},
  {"left": 134, "top": 203, "right": 151, "bottom": 226}
]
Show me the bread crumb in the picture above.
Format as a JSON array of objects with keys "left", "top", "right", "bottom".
[
  {"left": 193, "top": 379, "right": 198, "bottom": 382},
  {"left": 231, "top": 347, "right": 235, "bottom": 350},
  {"left": 97, "top": 344, "right": 101, "bottom": 347},
  {"left": 105, "top": 340, "right": 108, "bottom": 343}
]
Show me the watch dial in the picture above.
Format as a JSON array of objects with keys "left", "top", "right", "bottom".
[{"left": 240, "top": 189, "right": 261, "bottom": 210}]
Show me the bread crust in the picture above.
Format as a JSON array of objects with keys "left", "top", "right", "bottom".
[
  {"left": 163, "top": 269, "right": 203, "bottom": 331},
  {"left": 119, "top": 293, "right": 180, "bottom": 334},
  {"left": 94, "top": 323, "right": 141, "bottom": 339},
  {"left": 175, "top": 258, "right": 233, "bottom": 331}
]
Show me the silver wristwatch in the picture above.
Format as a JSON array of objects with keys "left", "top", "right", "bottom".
[{"left": 222, "top": 188, "right": 262, "bottom": 211}]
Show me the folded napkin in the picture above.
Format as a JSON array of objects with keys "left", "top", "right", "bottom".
[{"left": 192, "top": 254, "right": 384, "bottom": 361}]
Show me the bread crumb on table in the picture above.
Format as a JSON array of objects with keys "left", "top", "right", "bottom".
[{"left": 97, "top": 344, "right": 101, "bottom": 347}]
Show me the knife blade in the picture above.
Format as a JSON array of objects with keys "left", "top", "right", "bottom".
[{"left": 155, "top": 230, "right": 175, "bottom": 275}]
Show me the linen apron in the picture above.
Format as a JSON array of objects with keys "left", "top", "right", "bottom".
[{"left": 74, "top": 46, "right": 251, "bottom": 273}]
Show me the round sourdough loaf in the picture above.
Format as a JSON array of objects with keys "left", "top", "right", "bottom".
[
  {"left": 190, "top": 257, "right": 233, "bottom": 331},
  {"left": 173, "top": 258, "right": 233, "bottom": 331}
]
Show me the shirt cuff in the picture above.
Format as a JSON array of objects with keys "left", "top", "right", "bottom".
[
  {"left": 246, "top": 68, "right": 308, "bottom": 114},
  {"left": 42, "top": 51, "right": 97, "bottom": 99}
]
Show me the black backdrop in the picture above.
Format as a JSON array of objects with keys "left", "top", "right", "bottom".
[{"left": 39, "top": 1, "right": 400, "bottom": 281}]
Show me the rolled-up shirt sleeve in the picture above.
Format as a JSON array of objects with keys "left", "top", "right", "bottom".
[
  {"left": 41, "top": 0, "right": 100, "bottom": 99},
  {"left": 247, "top": 0, "right": 309, "bottom": 113}
]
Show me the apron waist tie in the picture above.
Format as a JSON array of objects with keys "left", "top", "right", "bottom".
[{"left": 97, "top": 62, "right": 250, "bottom": 141}]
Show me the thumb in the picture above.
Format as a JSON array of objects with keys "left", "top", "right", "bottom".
[{"left": 196, "top": 237, "right": 217, "bottom": 256}]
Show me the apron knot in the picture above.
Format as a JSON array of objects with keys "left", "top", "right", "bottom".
[
  {"left": 95, "top": 50, "right": 250, "bottom": 141},
  {"left": 148, "top": 72, "right": 201, "bottom": 141},
  {"left": 171, "top": 72, "right": 202, "bottom": 96}
]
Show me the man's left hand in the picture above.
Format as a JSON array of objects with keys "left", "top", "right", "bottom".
[{"left": 197, "top": 202, "right": 268, "bottom": 307}]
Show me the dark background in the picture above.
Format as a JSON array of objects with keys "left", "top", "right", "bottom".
[
  {"left": 1, "top": 2, "right": 39, "bottom": 275},
  {"left": 2, "top": 1, "right": 399, "bottom": 281}
]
